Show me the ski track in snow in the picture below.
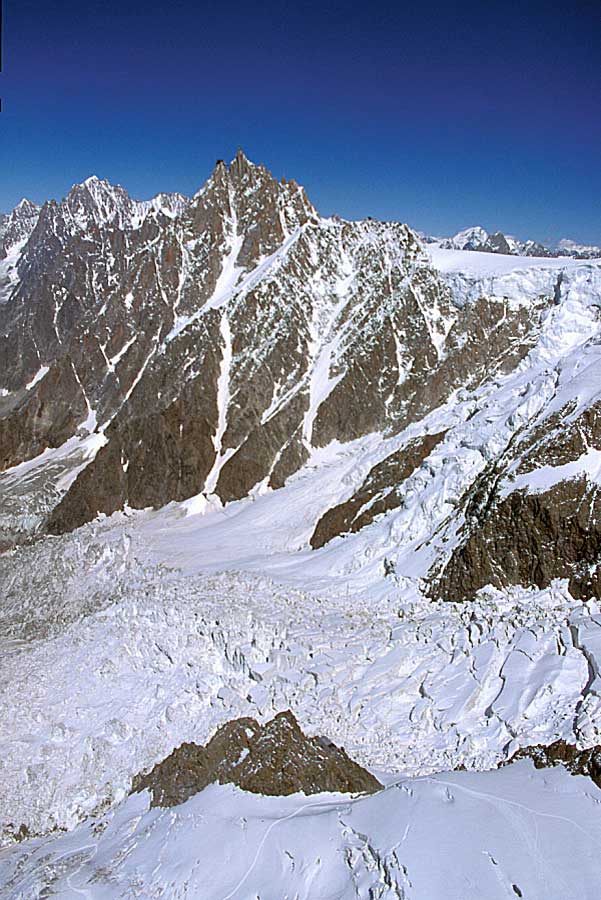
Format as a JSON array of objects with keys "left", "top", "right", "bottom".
[
  {"left": 3, "top": 764, "right": 601, "bottom": 899},
  {"left": 428, "top": 774, "right": 601, "bottom": 849}
]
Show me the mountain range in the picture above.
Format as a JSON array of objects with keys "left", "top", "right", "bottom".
[
  {"left": 425, "top": 224, "right": 601, "bottom": 258},
  {"left": 2, "top": 151, "right": 601, "bottom": 898},
  {"left": 2, "top": 150, "right": 600, "bottom": 603}
]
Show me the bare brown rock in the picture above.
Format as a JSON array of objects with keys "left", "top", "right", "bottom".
[
  {"left": 508, "top": 739, "right": 601, "bottom": 788},
  {"left": 0, "top": 151, "right": 568, "bottom": 548},
  {"left": 47, "top": 372, "right": 220, "bottom": 533},
  {"left": 132, "top": 710, "right": 382, "bottom": 807},
  {"left": 436, "top": 401, "right": 601, "bottom": 602},
  {"left": 311, "top": 431, "right": 447, "bottom": 548},
  {"left": 515, "top": 402, "right": 601, "bottom": 473},
  {"left": 0, "top": 357, "right": 87, "bottom": 470},
  {"left": 437, "top": 478, "right": 601, "bottom": 602}
]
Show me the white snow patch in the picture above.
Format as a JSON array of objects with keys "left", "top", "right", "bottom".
[
  {"left": 503, "top": 446, "right": 601, "bottom": 496},
  {"left": 301, "top": 244, "right": 354, "bottom": 447},
  {"left": 201, "top": 312, "right": 235, "bottom": 498},
  {"left": 427, "top": 244, "right": 593, "bottom": 276},
  {"left": 25, "top": 365, "right": 49, "bottom": 391},
  {"left": 3, "top": 716, "right": 601, "bottom": 898},
  {"left": 107, "top": 334, "right": 136, "bottom": 372}
]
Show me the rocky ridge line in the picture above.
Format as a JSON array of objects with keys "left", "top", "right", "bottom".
[{"left": 132, "top": 710, "right": 382, "bottom": 806}]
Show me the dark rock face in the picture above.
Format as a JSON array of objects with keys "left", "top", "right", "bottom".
[
  {"left": 482, "top": 232, "right": 512, "bottom": 255},
  {"left": 437, "top": 479, "right": 601, "bottom": 602},
  {"left": 47, "top": 383, "right": 219, "bottom": 533},
  {"left": 311, "top": 432, "right": 447, "bottom": 548},
  {"left": 308, "top": 290, "right": 544, "bottom": 548},
  {"left": 314, "top": 288, "right": 543, "bottom": 455},
  {"left": 522, "top": 240, "right": 554, "bottom": 258},
  {"left": 515, "top": 402, "right": 601, "bottom": 472},
  {"left": 132, "top": 710, "right": 382, "bottom": 807},
  {"left": 436, "top": 403, "right": 601, "bottom": 602},
  {"left": 1, "top": 154, "right": 317, "bottom": 516},
  {"left": 509, "top": 740, "right": 601, "bottom": 788},
  {"left": 0, "top": 357, "right": 87, "bottom": 471},
  {"left": 47, "top": 326, "right": 222, "bottom": 532}
]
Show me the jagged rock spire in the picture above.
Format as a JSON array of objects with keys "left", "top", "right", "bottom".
[{"left": 229, "top": 146, "right": 260, "bottom": 181}]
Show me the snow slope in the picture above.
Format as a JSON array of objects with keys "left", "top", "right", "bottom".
[
  {"left": 2, "top": 762, "right": 601, "bottom": 899},
  {"left": 427, "top": 244, "right": 583, "bottom": 275},
  {"left": 2, "top": 517, "right": 601, "bottom": 844}
]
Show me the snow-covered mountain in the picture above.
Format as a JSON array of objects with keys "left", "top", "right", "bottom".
[
  {"left": 0, "top": 199, "right": 41, "bottom": 305},
  {"left": 558, "top": 237, "right": 601, "bottom": 257},
  {"left": 438, "top": 225, "right": 601, "bottom": 259},
  {"left": 2, "top": 152, "right": 601, "bottom": 897}
]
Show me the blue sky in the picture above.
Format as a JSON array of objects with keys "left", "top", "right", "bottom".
[{"left": 1, "top": 0, "right": 600, "bottom": 244}]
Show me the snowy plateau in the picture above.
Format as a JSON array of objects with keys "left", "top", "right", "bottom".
[{"left": 2, "top": 152, "right": 601, "bottom": 898}]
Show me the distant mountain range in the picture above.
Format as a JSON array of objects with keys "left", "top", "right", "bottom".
[{"left": 420, "top": 225, "right": 601, "bottom": 259}]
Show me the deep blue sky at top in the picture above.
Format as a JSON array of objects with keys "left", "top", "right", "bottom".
[{"left": 1, "top": 0, "right": 600, "bottom": 243}]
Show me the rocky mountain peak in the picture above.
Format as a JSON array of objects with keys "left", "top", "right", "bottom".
[
  {"left": 4, "top": 150, "right": 601, "bottom": 623},
  {"left": 203, "top": 149, "right": 263, "bottom": 190},
  {"left": 12, "top": 198, "right": 40, "bottom": 218},
  {"left": 204, "top": 149, "right": 315, "bottom": 213},
  {"left": 0, "top": 198, "right": 41, "bottom": 260},
  {"left": 228, "top": 145, "right": 255, "bottom": 178},
  {"left": 145, "top": 191, "right": 188, "bottom": 219},
  {"left": 62, "top": 176, "right": 135, "bottom": 231},
  {"left": 5, "top": 146, "right": 601, "bottom": 900},
  {"left": 439, "top": 225, "right": 488, "bottom": 250},
  {"left": 132, "top": 710, "right": 382, "bottom": 807},
  {"left": 558, "top": 238, "right": 601, "bottom": 258},
  {"left": 187, "top": 148, "right": 317, "bottom": 275}
]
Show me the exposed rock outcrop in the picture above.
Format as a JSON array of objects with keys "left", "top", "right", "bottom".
[
  {"left": 132, "top": 710, "right": 382, "bottom": 807},
  {"left": 509, "top": 739, "right": 601, "bottom": 787},
  {"left": 0, "top": 358, "right": 87, "bottom": 471},
  {"left": 311, "top": 431, "right": 447, "bottom": 548},
  {"left": 436, "top": 402, "right": 601, "bottom": 602},
  {"left": 437, "top": 478, "right": 601, "bottom": 602},
  {"left": 0, "top": 199, "right": 40, "bottom": 261}
]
